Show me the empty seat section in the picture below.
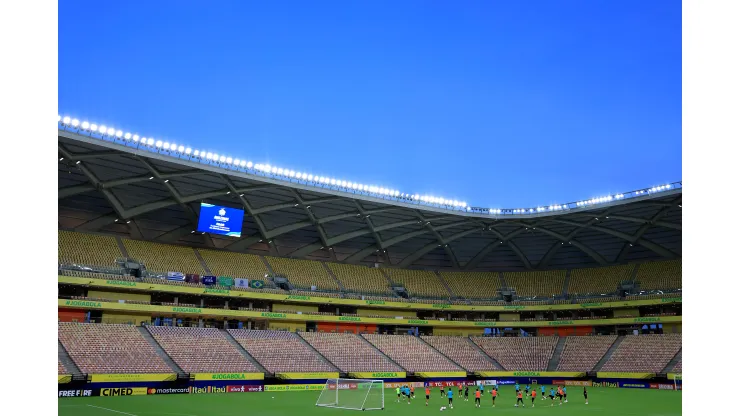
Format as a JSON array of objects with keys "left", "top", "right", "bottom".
[
  {"left": 147, "top": 326, "right": 258, "bottom": 373},
  {"left": 362, "top": 334, "right": 462, "bottom": 372},
  {"left": 58, "top": 322, "right": 171, "bottom": 374},
  {"left": 228, "top": 329, "right": 334, "bottom": 373},
  {"left": 472, "top": 337, "right": 558, "bottom": 371},
  {"left": 198, "top": 249, "right": 269, "bottom": 279},
  {"left": 420, "top": 336, "right": 499, "bottom": 371},
  {"left": 504, "top": 271, "right": 566, "bottom": 298},
  {"left": 673, "top": 359, "right": 682, "bottom": 372},
  {"left": 299, "top": 332, "right": 403, "bottom": 372},
  {"left": 58, "top": 231, "right": 123, "bottom": 267},
  {"left": 58, "top": 360, "right": 68, "bottom": 375},
  {"left": 266, "top": 257, "right": 338, "bottom": 291},
  {"left": 440, "top": 272, "right": 501, "bottom": 299},
  {"left": 568, "top": 265, "right": 634, "bottom": 296},
  {"left": 600, "top": 334, "right": 682, "bottom": 373},
  {"left": 555, "top": 335, "right": 618, "bottom": 371},
  {"left": 327, "top": 263, "right": 393, "bottom": 295},
  {"left": 385, "top": 269, "right": 449, "bottom": 299},
  {"left": 122, "top": 239, "right": 204, "bottom": 275},
  {"left": 634, "top": 260, "right": 682, "bottom": 291}
]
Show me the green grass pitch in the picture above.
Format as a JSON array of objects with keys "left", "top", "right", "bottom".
[{"left": 58, "top": 386, "right": 681, "bottom": 416}]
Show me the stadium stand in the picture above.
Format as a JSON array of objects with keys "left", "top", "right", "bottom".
[
  {"left": 265, "top": 256, "right": 339, "bottom": 291},
  {"left": 299, "top": 332, "right": 404, "bottom": 372},
  {"left": 503, "top": 270, "right": 566, "bottom": 299},
  {"left": 58, "top": 360, "right": 68, "bottom": 375},
  {"left": 198, "top": 249, "right": 270, "bottom": 280},
  {"left": 472, "top": 336, "right": 558, "bottom": 371},
  {"left": 634, "top": 260, "right": 682, "bottom": 291},
  {"left": 568, "top": 265, "right": 634, "bottom": 296},
  {"left": 420, "top": 336, "right": 499, "bottom": 371},
  {"left": 555, "top": 335, "right": 618, "bottom": 372},
  {"left": 439, "top": 272, "right": 501, "bottom": 300},
  {"left": 147, "top": 326, "right": 258, "bottom": 373},
  {"left": 327, "top": 263, "right": 393, "bottom": 295},
  {"left": 384, "top": 269, "right": 450, "bottom": 299},
  {"left": 600, "top": 334, "right": 682, "bottom": 372},
  {"left": 228, "top": 329, "right": 335, "bottom": 373},
  {"left": 58, "top": 322, "right": 172, "bottom": 374},
  {"left": 58, "top": 231, "right": 122, "bottom": 267},
  {"left": 122, "top": 239, "right": 204, "bottom": 275},
  {"left": 673, "top": 359, "right": 682, "bottom": 372},
  {"left": 362, "top": 334, "right": 462, "bottom": 372}
]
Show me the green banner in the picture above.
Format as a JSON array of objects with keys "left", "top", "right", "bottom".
[{"left": 217, "top": 276, "right": 234, "bottom": 287}]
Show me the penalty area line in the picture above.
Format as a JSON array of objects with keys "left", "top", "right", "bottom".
[{"left": 87, "top": 404, "right": 138, "bottom": 416}]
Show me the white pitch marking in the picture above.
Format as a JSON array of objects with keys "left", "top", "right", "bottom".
[{"left": 87, "top": 405, "right": 138, "bottom": 416}]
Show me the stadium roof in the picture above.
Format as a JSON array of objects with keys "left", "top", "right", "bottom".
[{"left": 58, "top": 128, "right": 682, "bottom": 271}]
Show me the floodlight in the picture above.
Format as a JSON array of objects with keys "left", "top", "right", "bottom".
[
  {"left": 264, "top": 164, "right": 271, "bottom": 172},
  {"left": 226, "top": 157, "right": 233, "bottom": 164},
  {"left": 90, "top": 124, "right": 98, "bottom": 132},
  {"left": 57, "top": 115, "right": 61, "bottom": 122},
  {"left": 147, "top": 138, "right": 154, "bottom": 146},
  {"left": 63, "top": 116, "right": 71, "bottom": 124},
  {"left": 179, "top": 146, "right": 185, "bottom": 152},
  {"left": 246, "top": 161, "right": 252, "bottom": 168},
  {"left": 395, "top": 191, "right": 400, "bottom": 197},
  {"left": 220, "top": 156, "right": 227, "bottom": 163},
  {"left": 115, "top": 130, "right": 123, "bottom": 138},
  {"left": 302, "top": 173, "right": 309, "bottom": 180},
  {"left": 155, "top": 140, "right": 163, "bottom": 148},
  {"left": 107, "top": 127, "right": 116, "bottom": 135},
  {"left": 205, "top": 152, "right": 213, "bottom": 160},
  {"left": 71, "top": 119, "right": 80, "bottom": 127},
  {"left": 163, "top": 143, "right": 170, "bottom": 150},
  {"left": 309, "top": 175, "right": 315, "bottom": 182},
  {"left": 271, "top": 167, "right": 278, "bottom": 173},
  {"left": 277, "top": 168, "right": 284, "bottom": 175},
  {"left": 123, "top": 132, "right": 131, "bottom": 140},
  {"left": 99, "top": 125, "right": 107, "bottom": 134},
  {"left": 289, "top": 171, "right": 296, "bottom": 178}
]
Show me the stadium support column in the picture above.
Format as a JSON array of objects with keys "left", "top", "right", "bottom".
[
  {"left": 225, "top": 300, "right": 229, "bottom": 309},
  {"left": 199, "top": 319, "right": 204, "bottom": 328},
  {"left": 174, "top": 296, "right": 178, "bottom": 304},
  {"left": 249, "top": 302, "right": 253, "bottom": 309}
]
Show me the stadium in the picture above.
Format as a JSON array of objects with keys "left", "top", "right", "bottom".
[{"left": 57, "top": 119, "right": 682, "bottom": 416}]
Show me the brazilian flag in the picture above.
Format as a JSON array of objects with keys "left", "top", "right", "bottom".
[{"left": 250, "top": 280, "right": 264, "bottom": 289}]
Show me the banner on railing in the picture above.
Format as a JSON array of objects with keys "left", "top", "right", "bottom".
[
  {"left": 276, "top": 372, "right": 339, "bottom": 380},
  {"left": 349, "top": 372, "right": 407, "bottom": 379},
  {"left": 416, "top": 372, "right": 466, "bottom": 378},
  {"left": 192, "top": 373, "right": 264, "bottom": 381},
  {"left": 596, "top": 372, "right": 655, "bottom": 379},
  {"left": 166, "top": 272, "right": 185, "bottom": 281},
  {"left": 58, "top": 375, "right": 72, "bottom": 384},
  {"left": 90, "top": 373, "right": 176, "bottom": 383},
  {"left": 476, "top": 371, "right": 586, "bottom": 378}
]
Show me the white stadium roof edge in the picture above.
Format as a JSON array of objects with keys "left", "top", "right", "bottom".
[{"left": 58, "top": 118, "right": 682, "bottom": 271}]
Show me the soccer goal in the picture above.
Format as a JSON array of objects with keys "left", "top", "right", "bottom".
[
  {"left": 672, "top": 373, "right": 682, "bottom": 391},
  {"left": 315, "top": 378, "right": 384, "bottom": 411}
]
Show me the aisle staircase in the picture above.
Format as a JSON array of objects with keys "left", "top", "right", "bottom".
[
  {"left": 547, "top": 337, "right": 567, "bottom": 371},
  {"left": 593, "top": 335, "right": 625, "bottom": 371}
]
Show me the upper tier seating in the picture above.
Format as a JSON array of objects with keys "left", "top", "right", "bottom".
[
  {"left": 568, "top": 265, "right": 634, "bottom": 296},
  {"left": 123, "top": 239, "right": 204, "bottom": 275},
  {"left": 228, "top": 329, "right": 335, "bottom": 373},
  {"left": 440, "top": 272, "right": 501, "bottom": 299},
  {"left": 299, "top": 332, "right": 403, "bottom": 372},
  {"left": 555, "top": 335, "right": 618, "bottom": 371},
  {"left": 198, "top": 249, "right": 270, "bottom": 279},
  {"left": 58, "top": 360, "right": 68, "bottom": 375},
  {"left": 472, "top": 336, "right": 558, "bottom": 371},
  {"left": 384, "top": 269, "right": 450, "bottom": 299},
  {"left": 362, "top": 334, "right": 462, "bottom": 372},
  {"left": 58, "top": 322, "right": 171, "bottom": 374},
  {"left": 420, "top": 336, "right": 499, "bottom": 371},
  {"left": 147, "top": 326, "right": 258, "bottom": 373},
  {"left": 58, "top": 231, "right": 122, "bottom": 267},
  {"left": 266, "top": 257, "right": 339, "bottom": 291},
  {"left": 327, "top": 263, "right": 394, "bottom": 295},
  {"left": 503, "top": 271, "right": 566, "bottom": 298},
  {"left": 634, "top": 260, "right": 682, "bottom": 291},
  {"left": 600, "top": 334, "right": 682, "bottom": 373}
]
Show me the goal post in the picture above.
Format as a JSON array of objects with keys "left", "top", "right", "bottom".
[
  {"left": 672, "top": 373, "right": 682, "bottom": 391},
  {"left": 315, "top": 378, "right": 384, "bottom": 411}
]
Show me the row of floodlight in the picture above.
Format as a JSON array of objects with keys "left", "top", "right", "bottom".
[{"left": 58, "top": 115, "right": 679, "bottom": 215}]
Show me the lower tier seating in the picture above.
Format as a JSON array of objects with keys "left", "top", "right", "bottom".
[
  {"left": 147, "top": 326, "right": 258, "bottom": 373},
  {"left": 228, "top": 329, "right": 335, "bottom": 373},
  {"left": 556, "top": 335, "right": 618, "bottom": 372},
  {"left": 299, "top": 332, "right": 403, "bottom": 373},
  {"left": 420, "top": 336, "right": 499, "bottom": 371},
  {"left": 472, "top": 336, "right": 558, "bottom": 371},
  {"left": 600, "top": 334, "right": 682, "bottom": 373},
  {"left": 58, "top": 322, "right": 171, "bottom": 374},
  {"left": 362, "top": 334, "right": 462, "bottom": 372}
]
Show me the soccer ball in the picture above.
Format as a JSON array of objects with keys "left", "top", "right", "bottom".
[{"left": 440, "top": 406, "right": 446, "bottom": 411}]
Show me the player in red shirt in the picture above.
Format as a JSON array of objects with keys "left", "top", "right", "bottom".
[
  {"left": 516, "top": 390, "right": 524, "bottom": 407},
  {"left": 425, "top": 387, "right": 431, "bottom": 406},
  {"left": 531, "top": 389, "right": 537, "bottom": 407},
  {"left": 474, "top": 389, "right": 481, "bottom": 408},
  {"left": 491, "top": 388, "right": 498, "bottom": 407}
]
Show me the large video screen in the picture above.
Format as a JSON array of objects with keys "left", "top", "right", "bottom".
[{"left": 197, "top": 203, "right": 245, "bottom": 237}]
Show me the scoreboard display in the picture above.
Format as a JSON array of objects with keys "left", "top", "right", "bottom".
[{"left": 196, "top": 203, "right": 245, "bottom": 237}]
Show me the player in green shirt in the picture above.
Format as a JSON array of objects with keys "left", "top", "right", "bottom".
[{"left": 396, "top": 387, "right": 401, "bottom": 402}]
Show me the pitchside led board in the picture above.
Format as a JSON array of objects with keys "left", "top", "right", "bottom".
[{"left": 197, "top": 203, "right": 245, "bottom": 237}]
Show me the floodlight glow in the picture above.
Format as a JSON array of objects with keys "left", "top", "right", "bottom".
[
  {"left": 63, "top": 116, "right": 71, "bottom": 124},
  {"left": 107, "top": 127, "right": 115, "bottom": 135},
  {"left": 99, "top": 125, "right": 107, "bottom": 134},
  {"left": 71, "top": 119, "right": 80, "bottom": 127},
  {"left": 179, "top": 145, "right": 185, "bottom": 152},
  {"left": 302, "top": 173, "right": 309, "bottom": 180},
  {"left": 123, "top": 132, "right": 132, "bottom": 140},
  {"left": 163, "top": 142, "right": 170, "bottom": 150},
  {"left": 289, "top": 171, "right": 296, "bottom": 178},
  {"left": 90, "top": 124, "right": 98, "bottom": 132},
  {"left": 309, "top": 175, "right": 315, "bottom": 182},
  {"left": 57, "top": 115, "right": 62, "bottom": 122},
  {"left": 271, "top": 167, "right": 278, "bottom": 173},
  {"left": 276, "top": 168, "right": 284, "bottom": 175},
  {"left": 155, "top": 140, "right": 163, "bottom": 148},
  {"left": 147, "top": 138, "right": 154, "bottom": 146},
  {"left": 115, "top": 130, "right": 123, "bottom": 138},
  {"left": 246, "top": 161, "right": 252, "bottom": 168}
]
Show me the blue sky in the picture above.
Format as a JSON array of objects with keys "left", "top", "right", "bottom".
[{"left": 59, "top": 0, "right": 681, "bottom": 209}]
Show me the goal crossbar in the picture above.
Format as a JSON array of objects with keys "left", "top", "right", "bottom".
[{"left": 315, "top": 378, "right": 384, "bottom": 411}]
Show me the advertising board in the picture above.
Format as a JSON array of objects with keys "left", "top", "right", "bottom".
[{"left": 227, "top": 385, "right": 264, "bottom": 393}]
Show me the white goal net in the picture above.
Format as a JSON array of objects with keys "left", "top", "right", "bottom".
[
  {"left": 315, "top": 378, "right": 384, "bottom": 411},
  {"left": 673, "top": 373, "right": 682, "bottom": 391}
]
